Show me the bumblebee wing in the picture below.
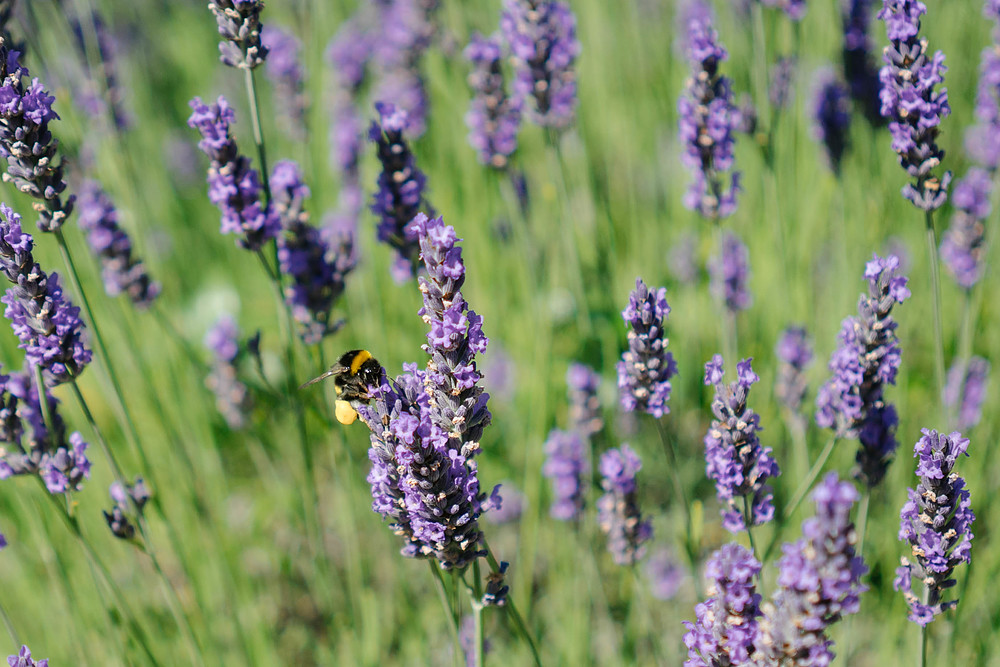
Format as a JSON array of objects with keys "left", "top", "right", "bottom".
[{"left": 299, "top": 368, "right": 341, "bottom": 389}]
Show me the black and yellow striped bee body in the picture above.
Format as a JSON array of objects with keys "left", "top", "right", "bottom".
[{"left": 300, "top": 349, "right": 383, "bottom": 425}]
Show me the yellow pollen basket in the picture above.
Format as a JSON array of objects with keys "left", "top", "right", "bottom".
[{"left": 335, "top": 399, "right": 359, "bottom": 425}]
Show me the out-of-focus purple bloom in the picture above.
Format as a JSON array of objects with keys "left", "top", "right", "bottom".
[
  {"left": 188, "top": 96, "right": 280, "bottom": 251},
  {"left": 683, "top": 543, "right": 762, "bottom": 666},
  {"left": 842, "top": 0, "right": 884, "bottom": 125},
  {"left": 668, "top": 234, "right": 700, "bottom": 284},
  {"left": 501, "top": 0, "right": 579, "bottom": 129},
  {"left": 775, "top": 326, "right": 813, "bottom": 417},
  {"left": 326, "top": 15, "right": 373, "bottom": 180},
  {"left": 812, "top": 69, "right": 851, "bottom": 174},
  {"left": 878, "top": 0, "right": 952, "bottom": 211},
  {"left": 645, "top": 548, "right": 684, "bottom": 600},
  {"left": 756, "top": 473, "right": 867, "bottom": 664},
  {"left": 208, "top": 0, "right": 268, "bottom": 69},
  {"left": 567, "top": 362, "right": 602, "bottom": 438},
  {"left": 369, "top": 102, "right": 434, "bottom": 281},
  {"left": 769, "top": 56, "right": 796, "bottom": 110},
  {"left": 617, "top": 279, "right": 678, "bottom": 418},
  {"left": 816, "top": 253, "right": 908, "bottom": 487},
  {"left": 703, "top": 355, "right": 780, "bottom": 532},
  {"left": 7, "top": 645, "right": 49, "bottom": 667},
  {"left": 965, "top": 3, "right": 1000, "bottom": 171},
  {"left": 0, "top": 4, "right": 22, "bottom": 57},
  {"left": 884, "top": 236, "right": 911, "bottom": 272},
  {"left": 943, "top": 357, "right": 990, "bottom": 431},
  {"left": 0, "top": 205, "right": 91, "bottom": 385},
  {"left": 708, "top": 231, "right": 751, "bottom": 312},
  {"left": 486, "top": 483, "right": 524, "bottom": 524},
  {"left": 459, "top": 615, "right": 492, "bottom": 667},
  {"left": 77, "top": 181, "right": 160, "bottom": 309},
  {"left": 262, "top": 26, "right": 307, "bottom": 141},
  {"left": 895, "top": 429, "right": 974, "bottom": 626},
  {"left": 677, "top": 0, "right": 741, "bottom": 219},
  {"left": 465, "top": 33, "right": 522, "bottom": 169},
  {"left": 481, "top": 345, "right": 516, "bottom": 403},
  {"left": 760, "top": 0, "right": 807, "bottom": 19},
  {"left": 69, "top": 10, "right": 131, "bottom": 130},
  {"left": 373, "top": 0, "right": 436, "bottom": 137},
  {"left": 736, "top": 93, "right": 758, "bottom": 136},
  {"left": 329, "top": 93, "right": 364, "bottom": 180},
  {"left": 542, "top": 428, "right": 589, "bottom": 521},
  {"left": 204, "top": 315, "right": 251, "bottom": 430},
  {"left": 103, "top": 476, "right": 149, "bottom": 540},
  {"left": 327, "top": 15, "right": 373, "bottom": 94},
  {"left": 0, "top": 43, "right": 74, "bottom": 232},
  {"left": 940, "top": 168, "right": 991, "bottom": 290},
  {"left": 597, "top": 444, "right": 652, "bottom": 565}
]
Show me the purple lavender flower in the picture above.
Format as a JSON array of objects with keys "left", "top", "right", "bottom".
[
  {"left": 188, "top": 96, "right": 280, "bottom": 252},
  {"left": 459, "top": 615, "right": 492, "bottom": 667},
  {"left": 878, "top": 0, "right": 952, "bottom": 211},
  {"left": 0, "top": 205, "right": 91, "bottom": 385},
  {"left": 327, "top": 15, "right": 373, "bottom": 94},
  {"left": 0, "top": 4, "right": 22, "bottom": 57},
  {"left": 7, "top": 646, "right": 49, "bottom": 667},
  {"left": 842, "top": 0, "right": 884, "bottom": 125},
  {"left": 369, "top": 102, "right": 434, "bottom": 280},
  {"left": 357, "top": 215, "right": 492, "bottom": 569},
  {"left": 77, "top": 181, "right": 160, "bottom": 309},
  {"left": 0, "top": 43, "right": 74, "bottom": 232},
  {"left": 69, "top": 10, "right": 131, "bottom": 130},
  {"left": 271, "top": 160, "right": 351, "bottom": 343},
  {"left": 329, "top": 94, "right": 364, "bottom": 180},
  {"left": 373, "top": 0, "right": 436, "bottom": 137},
  {"left": 812, "top": 69, "right": 852, "bottom": 174},
  {"left": 465, "top": 33, "right": 523, "bottom": 169},
  {"left": 677, "top": 0, "right": 741, "bottom": 219},
  {"left": 500, "top": 0, "right": 579, "bottom": 129},
  {"left": 965, "top": 4, "right": 1000, "bottom": 171},
  {"left": 940, "top": 168, "right": 991, "bottom": 289},
  {"left": 760, "top": 0, "right": 807, "bottom": 19},
  {"left": 567, "top": 362, "right": 602, "bottom": 438},
  {"left": 262, "top": 26, "right": 306, "bottom": 140},
  {"left": 326, "top": 16, "right": 373, "bottom": 180},
  {"left": 645, "top": 548, "right": 684, "bottom": 600},
  {"left": 703, "top": 355, "right": 781, "bottom": 533},
  {"left": 104, "top": 476, "right": 149, "bottom": 540},
  {"left": 756, "top": 473, "right": 867, "bottom": 664},
  {"left": 204, "top": 316, "right": 251, "bottom": 430},
  {"left": 541, "top": 428, "right": 589, "bottom": 520},
  {"left": 486, "top": 483, "right": 524, "bottom": 524},
  {"left": 708, "top": 232, "right": 752, "bottom": 313},
  {"left": 769, "top": 56, "right": 797, "bottom": 109},
  {"left": 617, "top": 279, "right": 678, "bottom": 418},
  {"left": 816, "top": 253, "right": 909, "bottom": 487},
  {"left": 775, "top": 326, "right": 813, "bottom": 416},
  {"left": 683, "top": 543, "right": 762, "bottom": 666},
  {"left": 208, "top": 0, "right": 268, "bottom": 70},
  {"left": 895, "top": 429, "right": 974, "bottom": 626},
  {"left": 943, "top": 357, "right": 990, "bottom": 431},
  {"left": 597, "top": 444, "right": 653, "bottom": 565}
]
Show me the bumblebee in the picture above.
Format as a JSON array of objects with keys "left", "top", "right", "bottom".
[{"left": 300, "top": 349, "right": 383, "bottom": 425}]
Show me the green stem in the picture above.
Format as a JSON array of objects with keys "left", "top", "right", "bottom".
[
  {"left": 655, "top": 419, "right": 700, "bottom": 597},
  {"left": 482, "top": 540, "right": 543, "bottom": 667},
  {"left": 742, "top": 495, "right": 761, "bottom": 581},
  {"left": 856, "top": 489, "right": 871, "bottom": 563},
  {"left": 471, "top": 561, "right": 485, "bottom": 667},
  {"left": 924, "top": 211, "right": 946, "bottom": 409},
  {"left": 143, "top": 539, "right": 206, "bottom": 667},
  {"left": 0, "top": 596, "right": 18, "bottom": 647},
  {"left": 712, "top": 223, "right": 738, "bottom": 366},
  {"left": 429, "top": 561, "right": 462, "bottom": 651},
  {"left": 243, "top": 68, "right": 271, "bottom": 203}
]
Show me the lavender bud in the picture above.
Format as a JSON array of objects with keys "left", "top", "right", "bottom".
[
  {"left": 940, "top": 168, "right": 991, "bottom": 289},
  {"left": 878, "top": 0, "right": 952, "bottom": 211},
  {"left": 617, "top": 279, "right": 678, "bottom": 418},
  {"left": 895, "top": 429, "right": 974, "bottom": 626},
  {"left": 811, "top": 69, "right": 851, "bottom": 174},
  {"left": 597, "top": 444, "right": 652, "bottom": 565},
  {"left": 816, "top": 253, "right": 909, "bottom": 487},
  {"left": 262, "top": 26, "right": 306, "bottom": 141},
  {"left": 208, "top": 0, "right": 268, "bottom": 70},
  {"left": 104, "top": 476, "right": 149, "bottom": 540},
  {"left": 842, "top": 0, "right": 884, "bottom": 125},
  {"left": 7, "top": 646, "right": 49, "bottom": 667},
  {"left": 204, "top": 316, "right": 251, "bottom": 430},
  {"left": 708, "top": 231, "right": 752, "bottom": 312},
  {"left": 483, "top": 561, "right": 510, "bottom": 606},
  {"left": 465, "top": 33, "right": 522, "bottom": 169},
  {"left": 703, "top": 355, "right": 781, "bottom": 532},
  {"left": 541, "top": 428, "right": 589, "bottom": 521},
  {"left": 775, "top": 326, "right": 813, "bottom": 416},
  {"left": 77, "top": 181, "right": 160, "bottom": 309},
  {"left": 943, "top": 357, "right": 989, "bottom": 431},
  {"left": 566, "top": 362, "right": 602, "bottom": 438}
]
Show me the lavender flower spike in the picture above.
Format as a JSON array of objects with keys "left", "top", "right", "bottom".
[
  {"left": 465, "top": 33, "right": 522, "bottom": 169},
  {"left": 940, "top": 168, "right": 991, "bottom": 290},
  {"left": 683, "top": 543, "right": 762, "bottom": 667},
  {"left": 895, "top": 429, "right": 974, "bottom": 626},
  {"left": 77, "top": 181, "right": 160, "bottom": 309},
  {"left": 597, "top": 444, "right": 652, "bottom": 565},
  {"left": 677, "top": 0, "right": 741, "bottom": 219},
  {"left": 501, "top": 0, "right": 579, "bottom": 129},
  {"left": 812, "top": 70, "right": 851, "bottom": 174},
  {"left": 204, "top": 316, "right": 251, "bottom": 430},
  {"left": 262, "top": 26, "right": 306, "bottom": 140},
  {"left": 964, "top": 3, "right": 1000, "bottom": 172},
  {"left": 188, "top": 96, "right": 280, "bottom": 252},
  {"left": 542, "top": 428, "right": 589, "bottom": 520},
  {"left": 7, "top": 646, "right": 49, "bottom": 667},
  {"left": 756, "top": 473, "right": 867, "bottom": 665},
  {"left": 943, "top": 357, "right": 990, "bottom": 431},
  {"left": 708, "top": 231, "right": 752, "bottom": 312},
  {"left": 0, "top": 40, "right": 74, "bottom": 232},
  {"left": 703, "top": 355, "right": 780, "bottom": 532},
  {"left": 617, "top": 279, "right": 678, "bottom": 418},
  {"left": 567, "top": 362, "right": 603, "bottom": 438},
  {"left": 816, "top": 253, "right": 909, "bottom": 487},
  {"left": 878, "top": 0, "right": 952, "bottom": 211},
  {"left": 104, "top": 476, "right": 150, "bottom": 540},
  {"left": 761, "top": 0, "right": 806, "bottom": 20},
  {"left": 208, "top": 0, "right": 268, "bottom": 70},
  {"left": 775, "top": 326, "right": 813, "bottom": 417},
  {"left": 0, "top": 205, "right": 91, "bottom": 385},
  {"left": 369, "top": 102, "right": 434, "bottom": 281},
  {"left": 842, "top": 0, "right": 884, "bottom": 125}
]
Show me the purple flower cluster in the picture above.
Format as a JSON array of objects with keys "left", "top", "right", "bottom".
[
  {"left": 895, "top": 429, "right": 975, "bottom": 626},
  {"left": 943, "top": 357, "right": 990, "bottom": 431},
  {"left": 760, "top": 0, "right": 806, "bottom": 19},
  {"left": 617, "top": 279, "right": 678, "bottom": 418},
  {"left": 358, "top": 214, "right": 492, "bottom": 569},
  {"left": 69, "top": 11, "right": 131, "bottom": 130},
  {"left": 327, "top": 16, "right": 372, "bottom": 181},
  {"left": 373, "top": 0, "right": 437, "bottom": 137},
  {"left": 965, "top": 2, "right": 1000, "bottom": 172},
  {"left": 188, "top": 96, "right": 280, "bottom": 252},
  {"left": 208, "top": 0, "right": 268, "bottom": 69},
  {"left": 542, "top": 429, "right": 589, "bottom": 521},
  {"left": 775, "top": 326, "right": 813, "bottom": 416},
  {"left": 645, "top": 549, "right": 684, "bottom": 600},
  {"left": 0, "top": 369, "right": 91, "bottom": 495},
  {"left": 816, "top": 254, "right": 909, "bottom": 487},
  {"left": 262, "top": 26, "right": 306, "bottom": 140},
  {"left": 597, "top": 445, "right": 652, "bottom": 565},
  {"left": 7, "top": 646, "right": 48, "bottom": 667},
  {"left": 683, "top": 543, "right": 762, "bottom": 666},
  {"left": 0, "top": 43, "right": 74, "bottom": 232},
  {"left": 271, "top": 161, "right": 354, "bottom": 343},
  {"left": 204, "top": 316, "right": 251, "bottom": 430},
  {"left": 812, "top": 69, "right": 851, "bottom": 174},
  {"left": 0, "top": 205, "right": 91, "bottom": 385},
  {"left": 104, "top": 476, "right": 150, "bottom": 541},
  {"left": 878, "top": 0, "right": 952, "bottom": 211},
  {"left": 77, "top": 181, "right": 160, "bottom": 309},
  {"left": 567, "top": 363, "right": 603, "bottom": 438},
  {"left": 501, "top": 0, "right": 579, "bottom": 129},
  {"left": 842, "top": 0, "right": 884, "bottom": 125},
  {"left": 703, "top": 355, "right": 780, "bottom": 533},
  {"left": 708, "top": 231, "right": 752, "bottom": 312},
  {"left": 940, "top": 168, "right": 991, "bottom": 289},
  {"left": 370, "top": 102, "right": 435, "bottom": 281},
  {"left": 465, "top": 33, "right": 522, "bottom": 169},
  {"left": 677, "top": 0, "right": 741, "bottom": 219},
  {"left": 757, "top": 473, "right": 867, "bottom": 665}
]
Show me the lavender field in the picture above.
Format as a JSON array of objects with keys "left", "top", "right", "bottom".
[{"left": 0, "top": 0, "right": 994, "bottom": 664}]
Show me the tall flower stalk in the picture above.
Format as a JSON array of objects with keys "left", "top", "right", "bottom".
[{"left": 597, "top": 444, "right": 652, "bottom": 566}]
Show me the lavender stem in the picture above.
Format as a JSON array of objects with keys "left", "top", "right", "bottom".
[
  {"left": 655, "top": 419, "right": 701, "bottom": 597},
  {"left": 0, "top": 595, "right": 17, "bottom": 646},
  {"left": 742, "top": 495, "right": 761, "bottom": 583},
  {"left": 243, "top": 68, "right": 271, "bottom": 203},
  {"left": 855, "top": 489, "right": 871, "bottom": 561},
  {"left": 482, "top": 539, "right": 544, "bottom": 667},
  {"left": 712, "top": 223, "right": 738, "bottom": 365},
  {"left": 924, "top": 211, "right": 946, "bottom": 410}
]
